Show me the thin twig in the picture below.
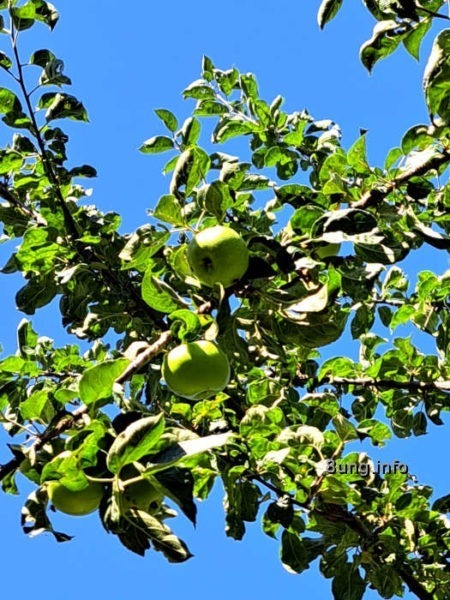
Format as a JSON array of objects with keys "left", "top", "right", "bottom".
[{"left": 115, "top": 330, "right": 173, "bottom": 384}]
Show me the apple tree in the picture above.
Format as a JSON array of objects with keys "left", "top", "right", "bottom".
[{"left": 0, "top": 1, "right": 450, "bottom": 598}]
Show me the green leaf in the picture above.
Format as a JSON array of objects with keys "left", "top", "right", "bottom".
[
  {"left": 0, "top": 150, "right": 23, "bottom": 175},
  {"left": 16, "top": 227, "right": 64, "bottom": 273},
  {"left": 154, "top": 108, "right": 178, "bottom": 132},
  {"left": 125, "top": 509, "right": 193, "bottom": 562},
  {"left": 357, "top": 419, "right": 392, "bottom": 445},
  {"left": 153, "top": 194, "right": 184, "bottom": 226},
  {"left": 39, "top": 92, "right": 88, "bottom": 122},
  {"left": 240, "top": 73, "right": 259, "bottom": 100},
  {"left": 17, "top": 319, "right": 38, "bottom": 356},
  {"left": 170, "top": 146, "right": 211, "bottom": 197},
  {"left": 319, "top": 357, "right": 358, "bottom": 379},
  {"left": 332, "top": 563, "right": 366, "bottom": 600},
  {"left": 401, "top": 124, "right": 434, "bottom": 154},
  {"left": 224, "top": 474, "right": 260, "bottom": 540},
  {"left": 369, "top": 564, "right": 403, "bottom": 597},
  {"left": 34, "top": 0, "right": 59, "bottom": 30},
  {"left": 178, "top": 117, "right": 201, "bottom": 146},
  {"left": 16, "top": 276, "right": 57, "bottom": 314},
  {"left": 266, "top": 498, "right": 294, "bottom": 528},
  {"left": 236, "top": 481, "right": 261, "bottom": 521},
  {"left": 390, "top": 304, "right": 416, "bottom": 329},
  {"left": 285, "top": 286, "right": 329, "bottom": 314},
  {"left": 317, "top": 0, "right": 343, "bottom": 29},
  {"left": 201, "top": 55, "right": 214, "bottom": 82},
  {"left": 311, "top": 208, "right": 378, "bottom": 239},
  {"left": 154, "top": 467, "right": 197, "bottom": 525},
  {"left": 21, "top": 487, "right": 72, "bottom": 543},
  {"left": 182, "top": 79, "right": 215, "bottom": 100},
  {"left": 69, "top": 164, "right": 97, "bottom": 178},
  {"left": 432, "top": 494, "right": 450, "bottom": 512},
  {"left": 360, "top": 21, "right": 407, "bottom": 73},
  {"left": 248, "top": 98, "right": 271, "bottom": 125},
  {"left": 280, "top": 531, "right": 309, "bottom": 574},
  {"left": 11, "top": 2, "right": 36, "bottom": 31},
  {"left": 0, "top": 51, "right": 11, "bottom": 70},
  {"left": 119, "top": 227, "right": 170, "bottom": 271},
  {"left": 423, "top": 29, "right": 450, "bottom": 123},
  {"left": 351, "top": 304, "right": 375, "bottom": 339},
  {"left": 214, "top": 68, "right": 240, "bottom": 96},
  {"left": 162, "top": 154, "right": 179, "bottom": 174},
  {"left": 197, "top": 180, "right": 233, "bottom": 219},
  {"left": 0, "top": 88, "right": 23, "bottom": 115},
  {"left": 140, "top": 135, "right": 174, "bottom": 154},
  {"left": 403, "top": 18, "right": 431, "bottom": 60},
  {"left": 19, "top": 388, "right": 51, "bottom": 421},
  {"left": 144, "top": 432, "right": 232, "bottom": 474},
  {"left": 106, "top": 414, "right": 165, "bottom": 473},
  {"left": 168, "top": 309, "right": 201, "bottom": 341},
  {"left": 213, "top": 118, "right": 256, "bottom": 143},
  {"left": 332, "top": 414, "right": 359, "bottom": 441},
  {"left": 412, "top": 411, "right": 427, "bottom": 436},
  {"left": 347, "top": 135, "right": 370, "bottom": 174},
  {"left": 193, "top": 100, "right": 228, "bottom": 117},
  {"left": 78, "top": 358, "right": 130, "bottom": 405},
  {"left": 384, "top": 146, "right": 402, "bottom": 170},
  {"left": 30, "top": 48, "right": 55, "bottom": 67},
  {"left": 141, "top": 270, "right": 185, "bottom": 313}
]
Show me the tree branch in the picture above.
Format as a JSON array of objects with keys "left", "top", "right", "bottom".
[
  {"left": 115, "top": 301, "right": 215, "bottom": 385},
  {"left": 294, "top": 373, "right": 450, "bottom": 393},
  {"left": 9, "top": 20, "right": 165, "bottom": 327},
  {"left": 115, "top": 330, "right": 173, "bottom": 384},
  {"left": 396, "top": 566, "right": 434, "bottom": 600},
  {"left": 313, "top": 503, "right": 434, "bottom": 600},
  {"left": 0, "top": 404, "right": 87, "bottom": 482},
  {"left": 1, "top": 327, "right": 175, "bottom": 483},
  {"left": 0, "top": 181, "right": 42, "bottom": 222},
  {"left": 417, "top": 6, "right": 450, "bottom": 21},
  {"left": 246, "top": 468, "right": 434, "bottom": 599},
  {"left": 353, "top": 149, "right": 450, "bottom": 210}
]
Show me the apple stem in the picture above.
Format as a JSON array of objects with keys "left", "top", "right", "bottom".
[{"left": 85, "top": 475, "right": 114, "bottom": 484}]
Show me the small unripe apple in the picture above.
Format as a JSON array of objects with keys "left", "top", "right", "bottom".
[
  {"left": 47, "top": 480, "right": 104, "bottom": 516},
  {"left": 121, "top": 465, "right": 164, "bottom": 514},
  {"left": 162, "top": 339, "right": 230, "bottom": 400},
  {"left": 187, "top": 225, "right": 249, "bottom": 288}
]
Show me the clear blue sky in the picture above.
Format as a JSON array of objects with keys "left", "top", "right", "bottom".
[{"left": 1, "top": 2, "right": 448, "bottom": 599}]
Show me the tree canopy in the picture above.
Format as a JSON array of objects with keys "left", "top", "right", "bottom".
[{"left": 0, "top": 1, "right": 450, "bottom": 599}]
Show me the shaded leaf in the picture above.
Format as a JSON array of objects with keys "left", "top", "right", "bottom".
[
  {"left": 317, "top": 0, "right": 343, "bottom": 29},
  {"left": 281, "top": 530, "right": 309, "bottom": 574},
  {"left": 140, "top": 135, "right": 174, "bottom": 154},
  {"left": 107, "top": 414, "right": 165, "bottom": 474}
]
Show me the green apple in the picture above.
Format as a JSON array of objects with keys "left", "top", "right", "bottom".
[
  {"left": 187, "top": 225, "right": 249, "bottom": 288},
  {"left": 121, "top": 465, "right": 164, "bottom": 514},
  {"left": 162, "top": 339, "right": 230, "bottom": 400},
  {"left": 47, "top": 480, "right": 104, "bottom": 516},
  {"left": 122, "top": 478, "right": 164, "bottom": 513},
  {"left": 120, "top": 465, "right": 164, "bottom": 513}
]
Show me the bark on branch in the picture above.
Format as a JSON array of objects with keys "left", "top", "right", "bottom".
[
  {"left": 294, "top": 373, "right": 450, "bottom": 393},
  {"left": 353, "top": 150, "right": 450, "bottom": 210},
  {"left": 115, "top": 330, "right": 173, "bottom": 384}
]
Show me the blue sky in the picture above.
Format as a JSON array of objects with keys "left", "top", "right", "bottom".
[{"left": 1, "top": 2, "right": 449, "bottom": 599}]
